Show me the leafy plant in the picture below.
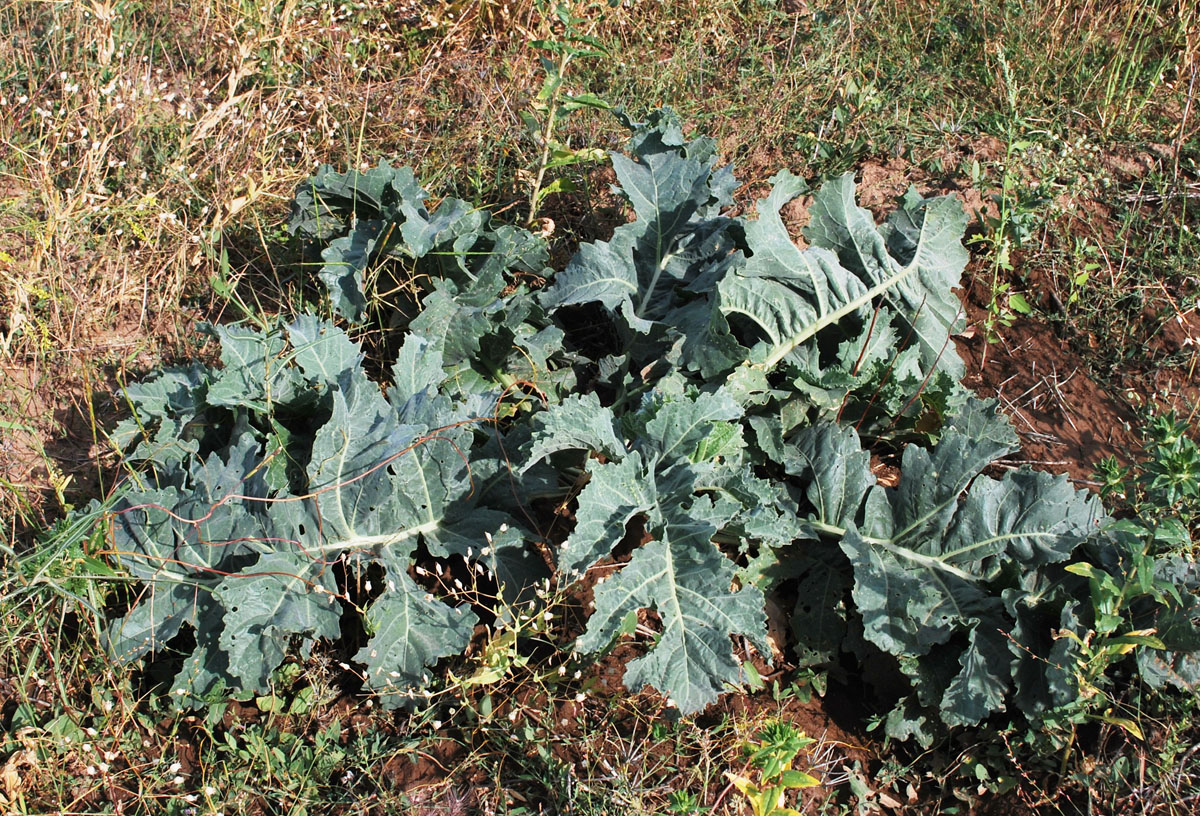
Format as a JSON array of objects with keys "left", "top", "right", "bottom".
[
  {"left": 1097, "top": 411, "right": 1200, "bottom": 547},
  {"left": 287, "top": 160, "right": 551, "bottom": 325},
  {"left": 94, "top": 110, "right": 1200, "bottom": 745},
  {"left": 519, "top": 2, "right": 611, "bottom": 227},
  {"left": 968, "top": 47, "right": 1045, "bottom": 345},
  {"left": 725, "top": 721, "right": 820, "bottom": 816}
]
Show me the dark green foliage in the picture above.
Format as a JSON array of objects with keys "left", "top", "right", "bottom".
[{"left": 98, "top": 110, "right": 1200, "bottom": 736}]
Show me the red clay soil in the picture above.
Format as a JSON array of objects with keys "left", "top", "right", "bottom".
[{"left": 955, "top": 295, "right": 1142, "bottom": 485}]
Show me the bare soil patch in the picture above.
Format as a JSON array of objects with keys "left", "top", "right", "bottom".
[{"left": 956, "top": 300, "right": 1141, "bottom": 484}]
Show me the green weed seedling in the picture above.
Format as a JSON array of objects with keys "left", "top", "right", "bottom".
[
  {"left": 1097, "top": 411, "right": 1200, "bottom": 550},
  {"left": 969, "top": 47, "right": 1048, "bottom": 346},
  {"left": 1045, "top": 517, "right": 1200, "bottom": 777},
  {"left": 726, "top": 721, "right": 820, "bottom": 816},
  {"left": 521, "top": 2, "right": 611, "bottom": 227},
  {"left": 667, "top": 790, "right": 707, "bottom": 815}
]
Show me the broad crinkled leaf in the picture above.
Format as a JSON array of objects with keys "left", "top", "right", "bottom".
[
  {"left": 1007, "top": 590, "right": 1085, "bottom": 716},
  {"left": 395, "top": 196, "right": 484, "bottom": 262},
  {"left": 717, "top": 171, "right": 872, "bottom": 370},
  {"left": 541, "top": 140, "right": 737, "bottom": 336},
  {"left": 837, "top": 400, "right": 1106, "bottom": 727},
  {"left": 288, "top": 314, "right": 364, "bottom": 385},
  {"left": 106, "top": 582, "right": 203, "bottom": 667},
  {"left": 576, "top": 496, "right": 767, "bottom": 714},
  {"left": 215, "top": 552, "right": 342, "bottom": 691},
  {"left": 666, "top": 296, "right": 747, "bottom": 378},
  {"left": 318, "top": 219, "right": 381, "bottom": 323},
  {"left": 560, "top": 452, "right": 657, "bottom": 575},
  {"left": 306, "top": 370, "right": 423, "bottom": 552},
  {"left": 836, "top": 404, "right": 1014, "bottom": 658},
  {"left": 804, "top": 174, "right": 968, "bottom": 377},
  {"left": 288, "top": 160, "right": 425, "bottom": 240},
  {"left": 939, "top": 625, "right": 1011, "bottom": 726},
  {"left": 389, "top": 334, "right": 445, "bottom": 406},
  {"left": 789, "top": 544, "right": 851, "bottom": 668},
  {"left": 886, "top": 399, "right": 1018, "bottom": 545},
  {"left": 945, "top": 469, "right": 1103, "bottom": 568},
  {"left": 786, "top": 423, "right": 874, "bottom": 529},
  {"left": 110, "top": 362, "right": 210, "bottom": 466},
  {"left": 104, "top": 316, "right": 505, "bottom": 706},
  {"left": 355, "top": 559, "right": 477, "bottom": 707},
  {"left": 523, "top": 393, "right": 625, "bottom": 471},
  {"left": 113, "top": 430, "right": 268, "bottom": 583},
  {"left": 204, "top": 323, "right": 299, "bottom": 412},
  {"left": 291, "top": 158, "right": 548, "bottom": 324},
  {"left": 408, "top": 278, "right": 553, "bottom": 399},
  {"left": 841, "top": 523, "right": 996, "bottom": 656},
  {"left": 640, "top": 388, "right": 741, "bottom": 463}
]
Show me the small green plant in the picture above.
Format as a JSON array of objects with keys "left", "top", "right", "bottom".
[
  {"left": 667, "top": 790, "right": 707, "bottom": 814},
  {"left": 726, "top": 721, "right": 820, "bottom": 816},
  {"left": 520, "top": 2, "right": 611, "bottom": 227},
  {"left": 1064, "top": 237, "right": 1101, "bottom": 308},
  {"left": 1096, "top": 411, "right": 1200, "bottom": 547},
  {"left": 969, "top": 47, "right": 1046, "bottom": 345},
  {"left": 1038, "top": 517, "right": 1200, "bottom": 779},
  {"left": 1141, "top": 414, "right": 1200, "bottom": 514}
]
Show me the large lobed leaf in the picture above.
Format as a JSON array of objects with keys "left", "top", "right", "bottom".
[{"left": 105, "top": 318, "right": 515, "bottom": 706}]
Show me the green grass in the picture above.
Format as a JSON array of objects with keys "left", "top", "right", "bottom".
[{"left": 1, "top": 0, "right": 1198, "bottom": 812}]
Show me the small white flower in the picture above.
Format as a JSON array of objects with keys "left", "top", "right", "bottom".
[
  {"left": 86, "top": 766, "right": 97, "bottom": 776},
  {"left": 205, "top": 786, "right": 217, "bottom": 796},
  {"left": 169, "top": 762, "right": 183, "bottom": 773},
  {"left": 172, "top": 775, "right": 185, "bottom": 786}
]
